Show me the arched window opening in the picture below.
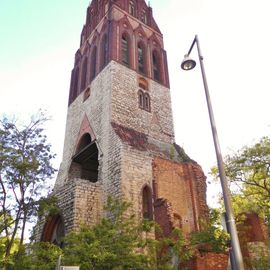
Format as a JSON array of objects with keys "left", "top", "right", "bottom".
[
  {"left": 152, "top": 50, "right": 160, "bottom": 82},
  {"left": 144, "top": 93, "right": 151, "bottom": 111},
  {"left": 76, "top": 133, "right": 91, "bottom": 153},
  {"left": 138, "top": 90, "right": 144, "bottom": 108},
  {"left": 141, "top": 10, "right": 147, "bottom": 24},
  {"left": 101, "top": 34, "right": 108, "bottom": 69},
  {"left": 72, "top": 133, "right": 99, "bottom": 182},
  {"left": 81, "top": 57, "right": 88, "bottom": 91},
  {"left": 138, "top": 43, "right": 146, "bottom": 74},
  {"left": 41, "top": 215, "right": 65, "bottom": 248},
  {"left": 142, "top": 186, "right": 153, "bottom": 220},
  {"left": 138, "top": 90, "right": 151, "bottom": 112},
  {"left": 90, "top": 46, "right": 97, "bottom": 81},
  {"left": 129, "top": 1, "right": 135, "bottom": 16},
  {"left": 121, "top": 33, "right": 130, "bottom": 66}
]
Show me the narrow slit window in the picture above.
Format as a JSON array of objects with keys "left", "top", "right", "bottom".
[
  {"left": 81, "top": 57, "right": 88, "bottom": 90},
  {"left": 152, "top": 51, "right": 160, "bottom": 82},
  {"left": 141, "top": 10, "right": 147, "bottom": 24},
  {"left": 144, "top": 93, "right": 151, "bottom": 111},
  {"left": 138, "top": 43, "right": 145, "bottom": 74},
  {"left": 72, "top": 67, "right": 79, "bottom": 100},
  {"left": 101, "top": 34, "right": 108, "bottom": 69},
  {"left": 121, "top": 34, "right": 129, "bottom": 65},
  {"left": 138, "top": 90, "right": 144, "bottom": 108},
  {"left": 142, "top": 186, "right": 153, "bottom": 220},
  {"left": 129, "top": 1, "right": 135, "bottom": 16},
  {"left": 90, "top": 46, "right": 97, "bottom": 81}
]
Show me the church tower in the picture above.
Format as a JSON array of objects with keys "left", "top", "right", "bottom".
[{"left": 39, "top": 0, "right": 208, "bottom": 245}]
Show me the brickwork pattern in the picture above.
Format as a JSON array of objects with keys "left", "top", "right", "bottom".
[
  {"left": 153, "top": 157, "right": 207, "bottom": 234},
  {"left": 195, "top": 253, "right": 229, "bottom": 270}
]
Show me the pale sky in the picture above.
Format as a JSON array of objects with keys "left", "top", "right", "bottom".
[{"left": 1, "top": 0, "right": 269, "bottom": 205}]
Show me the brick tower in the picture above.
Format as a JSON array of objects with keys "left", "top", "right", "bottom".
[{"left": 39, "top": 0, "right": 208, "bottom": 245}]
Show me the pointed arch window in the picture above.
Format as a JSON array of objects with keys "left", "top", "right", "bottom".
[
  {"left": 101, "top": 34, "right": 108, "bottom": 69},
  {"left": 121, "top": 33, "right": 130, "bottom": 66},
  {"left": 138, "top": 42, "right": 146, "bottom": 74},
  {"left": 141, "top": 10, "right": 147, "bottom": 24},
  {"left": 138, "top": 90, "right": 151, "bottom": 112},
  {"left": 142, "top": 186, "right": 153, "bottom": 220},
  {"left": 138, "top": 90, "right": 144, "bottom": 108},
  {"left": 90, "top": 46, "right": 97, "bottom": 81},
  {"left": 144, "top": 93, "right": 151, "bottom": 111},
  {"left": 81, "top": 57, "right": 88, "bottom": 90},
  {"left": 41, "top": 215, "right": 65, "bottom": 248},
  {"left": 129, "top": 1, "right": 135, "bottom": 16},
  {"left": 152, "top": 50, "right": 160, "bottom": 82}
]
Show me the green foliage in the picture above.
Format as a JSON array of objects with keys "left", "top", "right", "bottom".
[
  {"left": 250, "top": 241, "right": 270, "bottom": 270},
  {"left": 155, "top": 228, "right": 193, "bottom": 270},
  {"left": 190, "top": 209, "right": 229, "bottom": 253},
  {"left": 63, "top": 197, "right": 192, "bottom": 270},
  {"left": 12, "top": 242, "right": 62, "bottom": 270},
  {"left": 0, "top": 112, "right": 56, "bottom": 264},
  {"left": 251, "top": 256, "right": 270, "bottom": 270},
  {"left": 63, "top": 197, "right": 154, "bottom": 270},
  {"left": 0, "top": 237, "right": 19, "bottom": 269},
  {"left": 211, "top": 136, "right": 270, "bottom": 232}
]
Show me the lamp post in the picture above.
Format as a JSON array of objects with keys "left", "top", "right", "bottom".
[{"left": 181, "top": 35, "right": 244, "bottom": 270}]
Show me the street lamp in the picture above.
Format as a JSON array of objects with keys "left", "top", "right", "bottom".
[{"left": 181, "top": 35, "right": 245, "bottom": 270}]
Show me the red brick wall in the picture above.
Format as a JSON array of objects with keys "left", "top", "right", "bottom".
[
  {"left": 153, "top": 157, "right": 208, "bottom": 235},
  {"left": 154, "top": 198, "right": 173, "bottom": 237},
  {"left": 195, "top": 253, "right": 229, "bottom": 270}
]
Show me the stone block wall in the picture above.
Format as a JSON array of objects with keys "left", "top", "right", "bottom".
[
  {"left": 110, "top": 62, "right": 174, "bottom": 144},
  {"left": 50, "top": 62, "right": 124, "bottom": 234}
]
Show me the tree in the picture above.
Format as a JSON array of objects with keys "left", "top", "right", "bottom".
[
  {"left": 12, "top": 242, "right": 62, "bottom": 270},
  {"left": 63, "top": 197, "right": 192, "bottom": 270},
  {"left": 211, "top": 136, "right": 270, "bottom": 230},
  {"left": 0, "top": 112, "right": 56, "bottom": 262},
  {"left": 190, "top": 208, "right": 229, "bottom": 254}
]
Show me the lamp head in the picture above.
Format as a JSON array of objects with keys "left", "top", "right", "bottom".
[{"left": 181, "top": 54, "right": 196, "bottom": 71}]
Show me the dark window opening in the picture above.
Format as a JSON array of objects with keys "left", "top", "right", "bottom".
[
  {"left": 138, "top": 90, "right": 144, "bottom": 108},
  {"left": 101, "top": 34, "right": 108, "bottom": 69},
  {"left": 77, "top": 133, "right": 91, "bottom": 152},
  {"left": 144, "top": 93, "right": 150, "bottom": 111},
  {"left": 138, "top": 43, "right": 145, "bottom": 74},
  {"left": 138, "top": 90, "right": 151, "bottom": 112},
  {"left": 121, "top": 34, "right": 129, "bottom": 65},
  {"left": 152, "top": 51, "right": 160, "bottom": 81},
  {"left": 129, "top": 1, "right": 135, "bottom": 16},
  {"left": 73, "top": 67, "right": 79, "bottom": 100},
  {"left": 72, "top": 134, "right": 99, "bottom": 182},
  {"left": 81, "top": 57, "right": 88, "bottom": 90},
  {"left": 90, "top": 46, "right": 97, "bottom": 81},
  {"left": 142, "top": 186, "right": 153, "bottom": 220},
  {"left": 141, "top": 10, "right": 147, "bottom": 24}
]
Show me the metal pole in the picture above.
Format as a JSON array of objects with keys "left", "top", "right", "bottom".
[{"left": 192, "top": 35, "right": 245, "bottom": 270}]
